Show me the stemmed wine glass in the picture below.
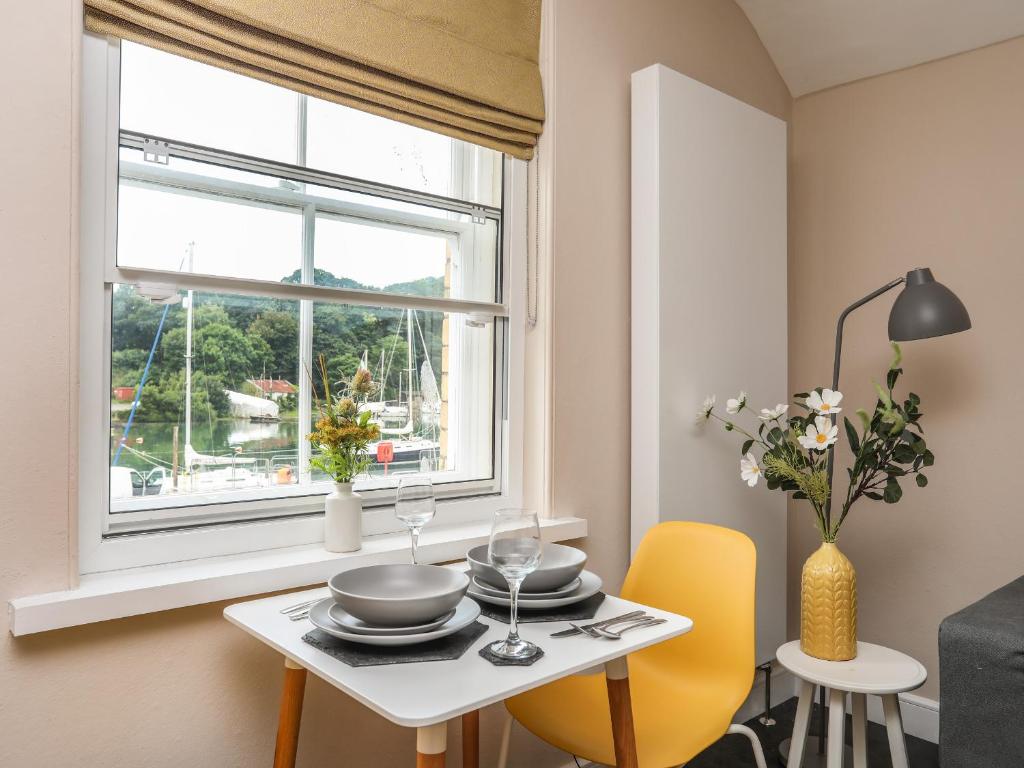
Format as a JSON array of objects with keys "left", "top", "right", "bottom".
[
  {"left": 395, "top": 475, "right": 436, "bottom": 564},
  {"left": 487, "top": 508, "right": 543, "bottom": 660}
]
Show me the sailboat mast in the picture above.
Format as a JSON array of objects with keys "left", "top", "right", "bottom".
[
  {"left": 406, "top": 308, "right": 414, "bottom": 428},
  {"left": 184, "top": 242, "right": 195, "bottom": 452}
]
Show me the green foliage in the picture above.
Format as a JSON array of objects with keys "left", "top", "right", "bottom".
[
  {"left": 308, "top": 357, "right": 381, "bottom": 482},
  {"left": 702, "top": 342, "right": 934, "bottom": 544},
  {"left": 110, "top": 270, "right": 441, "bottom": 432}
]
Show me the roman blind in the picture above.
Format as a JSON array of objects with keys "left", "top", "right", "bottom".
[{"left": 84, "top": 0, "right": 545, "bottom": 159}]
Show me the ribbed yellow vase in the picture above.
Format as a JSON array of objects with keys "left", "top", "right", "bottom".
[{"left": 800, "top": 542, "right": 858, "bottom": 661}]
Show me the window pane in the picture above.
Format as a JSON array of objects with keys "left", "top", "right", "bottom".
[
  {"left": 119, "top": 42, "right": 298, "bottom": 163},
  {"left": 313, "top": 213, "right": 498, "bottom": 303},
  {"left": 116, "top": 182, "right": 303, "bottom": 283},
  {"left": 306, "top": 97, "right": 502, "bottom": 207},
  {"left": 311, "top": 305, "right": 494, "bottom": 482},
  {"left": 109, "top": 285, "right": 495, "bottom": 513},
  {"left": 110, "top": 286, "right": 301, "bottom": 510}
]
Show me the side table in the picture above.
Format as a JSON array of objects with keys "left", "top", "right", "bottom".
[{"left": 776, "top": 640, "right": 927, "bottom": 768}]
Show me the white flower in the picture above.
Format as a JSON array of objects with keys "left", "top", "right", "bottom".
[
  {"left": 807, "top": 388, "right": 843, "bottom": 415},
  {"left": 740, "top": 452, "right": 761, "bottom": 487},
  {"left": 697, "top": 395, "right": 716, "bottom": 422},
  {"left": 798, "top": 416, "right": 839, "bottom": 451},
  {"left": 759, "top": 404, "right": 789, "bottom": 421},
  {"left": 726, "top": 391, "right": 748, "bottom": 414}
]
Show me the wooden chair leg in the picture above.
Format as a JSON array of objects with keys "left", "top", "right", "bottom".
[
  {"left": 273, "top": 658, "right": 307, "bottom": 768},
  {"left": 605, "top": 656, "right": 639, "bottom": 768},
  {"left": 417, "top": 722, "right": 447, "bottom": 768},
  {"left": 461, "top": 710, "right": 479, "bottom": 768}
]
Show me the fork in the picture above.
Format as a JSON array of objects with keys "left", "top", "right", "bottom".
[
  {"left": 280, "top": 597, "right": 321, "bottom": 618},
  {"left": 589, "top": 617, "right": 667, "bottom": 639}
]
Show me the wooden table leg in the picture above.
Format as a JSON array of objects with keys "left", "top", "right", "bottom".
[
  {"left": 417, "top": 722, "right": 447, "bottom": 768},
  {"left": 787, "top": 679, "right": 815, "bottom": 768},
  {"left": 273, "top": 658, "right": 307, "bottom": 768},
  {"left": 461, "top": 710, "right": 479, "bottom": 768},
  {"left": 882, "top": 695, "right": 910, "bottom": 768},
  {"left": 851, "top": 693, "right": 868, "bottom": 768},
  {"left": 605, "top": 656, "right": 639, "bottom": 768},
  {"left": 826, "top": 688, "right": 846, "bottom": 768}
]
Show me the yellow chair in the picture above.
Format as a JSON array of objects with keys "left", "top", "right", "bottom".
[{"left": 498, "top": 521, "right": 767, "bottom": 767}]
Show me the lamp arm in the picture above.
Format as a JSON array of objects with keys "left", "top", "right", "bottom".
[{"left": 823, "top": 276, "right": 905, "bottom": 531}]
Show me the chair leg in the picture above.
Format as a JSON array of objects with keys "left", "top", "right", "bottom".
[
  {"left": 496, "top": 712, "right": 514, "bottom": 768},
  {"left": 727, "top": 723, "right": 767, "bottom": 768}
]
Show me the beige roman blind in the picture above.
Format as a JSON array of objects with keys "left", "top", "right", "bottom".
[{"left": 84, "top": 0, "right": 545, "bottom": 159}]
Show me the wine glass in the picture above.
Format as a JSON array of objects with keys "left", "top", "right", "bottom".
[
  {"left": 487, "top": 508, "right": 543, "bottom": 660},
  {"left": 395, "top": 475, "right": 435, "bottom": 564}
]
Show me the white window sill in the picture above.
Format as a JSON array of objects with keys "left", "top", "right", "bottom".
[{"left": 8, "top": 516, "right": 587, "bottom": 636}]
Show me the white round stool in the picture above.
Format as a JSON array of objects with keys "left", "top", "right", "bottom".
[{"left": 776, "top": 641, "right": 927, "bottom": 768}]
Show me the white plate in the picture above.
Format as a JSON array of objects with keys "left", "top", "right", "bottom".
[
  {"left": 328, "top": 603, "right": 456, "bottom": 636},
  {"left": 468, "top": 570, "right": 603, "bottom": 609},
  {"left": 308, "top": 596, "right": 480, "bottom": 647},
  {"left": 471, "top": 576, "right": 583, "bottom": 600}
]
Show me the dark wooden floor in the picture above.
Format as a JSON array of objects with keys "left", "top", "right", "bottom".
[{"left": 685, "top": 696, "right": 939, "bottom": 768}]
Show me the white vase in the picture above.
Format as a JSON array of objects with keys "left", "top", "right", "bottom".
[{"left": 324, "top": 482, "right": 362, "bottom": 552}]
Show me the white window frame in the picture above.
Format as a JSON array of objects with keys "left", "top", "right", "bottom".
[{"left": 78, "top": 33, "right": 527, "bottom": 575}]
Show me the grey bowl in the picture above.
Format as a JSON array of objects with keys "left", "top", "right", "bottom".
[
  {"left": 328, "top": 564, "right": 469, "bottom": 627},
  {"left": 467, "top": 543, "right": 587, "bottom": 593}
]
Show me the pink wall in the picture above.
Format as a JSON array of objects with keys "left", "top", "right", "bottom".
[
  {"left": 546, "top": 0, "right": 791, "bottom": 590},
  {"left": 789, "top": 35, "right": 1024, "bottom": 699}
]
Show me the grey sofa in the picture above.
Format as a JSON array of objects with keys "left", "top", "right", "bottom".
[{"left": 939, "top": 576, "right": 1024, "bottom": 766}]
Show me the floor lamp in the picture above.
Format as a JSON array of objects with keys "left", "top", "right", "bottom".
[{"left": 780, "top": 267, "right": 971, "bottom": 766}]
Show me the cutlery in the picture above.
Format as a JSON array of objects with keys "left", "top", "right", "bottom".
[
  {"left": 549, "top": 610, "right": 646, "bottom": 638},
  {"left": 590, "top": 617, "right": 667, "bottom": 640},
  {"left": 280, "top": 598, "right": 321, "bottom": 616}
]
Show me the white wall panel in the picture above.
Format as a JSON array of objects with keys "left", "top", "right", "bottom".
[{"left": 631, "top": 64, "right": 788, "bottom": 664}]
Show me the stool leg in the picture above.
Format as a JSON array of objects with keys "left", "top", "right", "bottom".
[
  {"left": 826, "top": 688, "right": 846, "bottom": 768},
  {"left": 605, "top": 656, "right": 639, "bottom": 768},
  {"left": 851, "top": 693, "right": 867, "bottom": 768},
  {"left": 273, "top": 658, "right": 307, "bottom": 768},
  {"left": 882, "top": 695, "right": 910, "bottom": 768},
  {"left": 417, "top": 722, "right": 447, "bottom": 768},
  {"left": 461, "top": 710, "right": 479, "bottom": 768},
  {"left": 788, "top": 679, "right": 815, "bottom": 768}
]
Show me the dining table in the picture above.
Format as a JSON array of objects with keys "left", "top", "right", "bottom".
[{"left": 224, "top": 584, "right": 693, "bottom": 767}]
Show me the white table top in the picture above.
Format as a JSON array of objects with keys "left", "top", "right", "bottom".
[
  {"left": 776, "top": 640, "right": 927, "bottom": 695},
  {"left": 225, "top": 587, "right": 692, "bottom": 728}
]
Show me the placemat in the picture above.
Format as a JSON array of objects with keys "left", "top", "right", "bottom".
[
  {"left": 471, "top": 592, "right": 606, "bottom": 624},
  {"left": 302, "top": 621, "right": 487, "bottom": 667},
  {"left": 479, "top": 644, "right": 546, "bottom": 667}
]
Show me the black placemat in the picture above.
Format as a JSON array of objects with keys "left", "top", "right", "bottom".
[
  {"left": 471, "top": 592, "right": 606, "bottom": 624},
  {"left": 479, "top": 644, "right": 546, "bottom": 666},
  {"left": 302, "top": 621, "right": 488, "bottom": 667}
]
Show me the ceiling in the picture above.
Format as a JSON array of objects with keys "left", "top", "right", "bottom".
[{"left": 736, "top": 0, "right": 1024, "bottom": 97}]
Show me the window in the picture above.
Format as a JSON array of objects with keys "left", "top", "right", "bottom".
[{"left": 79, "top": 36, "right": 526, "bottom": 572}]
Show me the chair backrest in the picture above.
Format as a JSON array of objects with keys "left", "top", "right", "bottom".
[{"left": 621, "top": 521, "right": 756, "bottom": 695}]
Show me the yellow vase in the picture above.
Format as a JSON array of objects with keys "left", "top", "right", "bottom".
[{"left": 800, "top": 542, "right": 857, "bottom": 661}]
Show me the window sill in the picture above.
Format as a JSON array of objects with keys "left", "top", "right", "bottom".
[{"left": 8, "top": 516, "right": 587, "bottom": 636}]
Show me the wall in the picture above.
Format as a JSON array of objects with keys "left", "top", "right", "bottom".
[
  {"left": 788, "top": 35, "right": 1024, "bottom": 699},
  {"left": 546, "top": 0, "right": 791, "bottom": 590},
  {"left": 0, "top": 1, "right": 790, "bottom": 765}
]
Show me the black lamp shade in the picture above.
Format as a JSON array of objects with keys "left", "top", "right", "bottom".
[{"left": 888, "top": 268, "right": 972, "bottom": 341}]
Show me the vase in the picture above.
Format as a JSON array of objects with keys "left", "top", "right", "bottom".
[
  {"left": 324, "top": 482, "right": 362, "bottom": 553},
  {"left": 800, "top": 542, "right": 857, "bottom": 660}
]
